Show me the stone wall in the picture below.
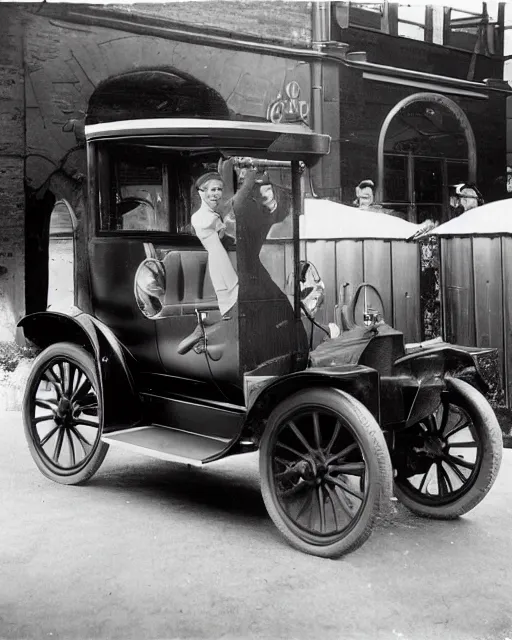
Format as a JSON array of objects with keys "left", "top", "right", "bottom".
[{"left": 0, "top": 6, "right": 25, "bottom": 341}]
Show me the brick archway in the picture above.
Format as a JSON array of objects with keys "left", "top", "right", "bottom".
[{"left": 86, "top": 67, "right": 230, "bottom": 124}]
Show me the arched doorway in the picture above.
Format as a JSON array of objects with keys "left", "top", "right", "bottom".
[
  {"left": 376, "top": 93, "right": 477, "bottom": 224},
  {"left": 47, "top": 200, "right": 76, "bottom": 310}
]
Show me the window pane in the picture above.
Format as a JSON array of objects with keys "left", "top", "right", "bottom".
[
  {"left": 349, "top": 3, "right": 382, "bottom": 29},
  {"left": 116, "top": 160, "right": 168, "bottom": 232},
  {"left": 398, "top": 5, "right": 425, "bottom": 25},
  {"left": 385, "top": 100, "right": 467, "bottom": 159},
  {"left": 383, "top": 155, "right": 408, "bottom": 202},
  {"left": 447, "top": 161, "right": 469, "bottom": 186},
  {"left": 398, "top": 23, "right": 425, "bottom": 40},
  {"left": 414, "top": 158, "right": 443, "bottom": 204}
]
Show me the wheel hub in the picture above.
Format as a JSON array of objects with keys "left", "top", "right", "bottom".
[
  {"left": 414, "top": 435, "right": 445, "bottom": 459},
  {"left": 55, "top": 396, "right": 72, "bottom": 425}
]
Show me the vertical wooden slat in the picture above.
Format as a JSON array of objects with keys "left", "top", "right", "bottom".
[
  {"left": 501, "top": 237, "right": 512, "bottom": 406},
  {"left": 362, "top": 240, "right": 393, "bottom": 325},
  {"left": 259, "top": 242, "right": 286, "bottom": 291},
  {"left": 441, "top": 237, "right": 475, "bottom": 346},
  {"left": 304, "top": 239, "right": 336, "bottom": 325},
  {"left": 440, "top": 238, "right": 447, "bottom": 341},
  {"left": 391, "top": 241, "right": 421, "bottom": 342},
  {"left": 335, "top": 240, "right": 364, "bottom": 310},
  {"left": 472, "top": 238, "right": 504, "bottom": 372}
]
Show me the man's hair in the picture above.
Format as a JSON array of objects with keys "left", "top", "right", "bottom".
[{"left": 195, "top": 172, "right": 223, "bottom": 191}]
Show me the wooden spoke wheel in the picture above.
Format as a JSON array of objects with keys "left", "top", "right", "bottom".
[
  {"left": 23, "top": 342, "right": 108, "bottom": 485},
  {"left": 393, "top": 378, "right": 502, "bottom": 519},
  {"left": 260, "top": 388, "right": 393, "bottom": 558}
]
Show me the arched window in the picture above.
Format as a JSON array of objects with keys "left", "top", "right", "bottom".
[{"left": 377, "top": 93, "right": 476, "bottom": 223}]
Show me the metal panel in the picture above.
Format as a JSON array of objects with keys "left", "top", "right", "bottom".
[
  {"left": 391, "top": 241, "right": 421, "bottom": 342},
  {"left": 501, "top": 237, "right": 512, "bottom": 405},
  {"left": 440, "top": 237, "right": 475, "bottom": 346},
  {"left": 304, "top": 240, "right": 337, "bottom": 325},
  {"left": 362, "top": 240, "right": 393, "bottom": 326}
]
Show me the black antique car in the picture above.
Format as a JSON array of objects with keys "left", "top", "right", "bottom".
[{"left": 19, "top": 118, "right": 502, "bottom": 558}]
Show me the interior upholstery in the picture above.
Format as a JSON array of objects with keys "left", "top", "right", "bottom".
[{"left": 161, "top": 250, "right": 222, "bottom": 314}]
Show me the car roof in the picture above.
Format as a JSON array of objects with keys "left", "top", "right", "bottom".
[{"left": 84, "top": 118, "right": 330, "bottom": 163}]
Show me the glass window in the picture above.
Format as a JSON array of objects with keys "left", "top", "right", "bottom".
[
  {"left": 115, "top": 158, "right": 168, "bottom": 232},
  {"left": 383, "top": 155, "right": 408, "bottom": 203},
  {"left": 397, "top": 5, "right": 425, "bottom": 41},
  {"left": 384, "top": 101, "right": 468, "bottom": 159},
  {"left": 97, "top": 144, "right": 195, "bottom": 234},
  {"left": 348, "top": 3, "right": 383, "bottom": 30},
  {"left": 414, "top": 158, "right": 443, "bottom": 204}
]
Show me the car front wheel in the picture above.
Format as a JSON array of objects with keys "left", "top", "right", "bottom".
[
  {"left": 259, "top": 387, "right": 393, "bottom": 558},
  {"left": 393, "top": 377, "right": 502, "bottom": 519},
  {"left": 23, "top": 342, "right": 108, "bottom": 485}
]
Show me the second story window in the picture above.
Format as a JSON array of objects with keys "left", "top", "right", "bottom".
[{"left": 333, "top": 1, "right": 503, "bottom": 53}]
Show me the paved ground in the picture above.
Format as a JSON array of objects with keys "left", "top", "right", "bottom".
[{"left": 1, "top": 410, "right": 512, "bottom": 640}]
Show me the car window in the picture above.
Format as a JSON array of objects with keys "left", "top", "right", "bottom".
[{"left": 97, "top": 145, "right": 193, "bottom": 235}]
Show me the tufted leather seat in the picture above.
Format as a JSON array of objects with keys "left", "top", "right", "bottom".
[{"left": 161, "top": 250, "right": 236, "bottom": 315}]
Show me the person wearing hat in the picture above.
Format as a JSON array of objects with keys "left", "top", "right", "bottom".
[
  {"left": 191, "top": 172, "right": 239, "bottom": 317},
  {"left": 449, "top": 182, "right": 483, "bottom": 217},
  {"left": 177, "top": 172, "right": 239, "bottom": 355},
  {"left": 353, "top": 179, "right": 376, "bottom": 209},
  {"left": 353, "top": 179, "right": 402, "bottom": 217}
]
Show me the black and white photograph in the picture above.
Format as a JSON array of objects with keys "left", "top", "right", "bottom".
[{"left": 1, "top": 1, "right": 512, "bottom": 638}]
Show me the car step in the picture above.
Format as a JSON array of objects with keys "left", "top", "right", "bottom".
[{"left": 101, "top": 425, "right": 231, "bottom": 466}]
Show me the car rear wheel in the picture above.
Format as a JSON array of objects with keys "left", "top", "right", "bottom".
[
  {"left": 393, "top": 378, "right": 502, "bottom": 519},
  {"left": 259, "top": 387, "right": 393, "bottom": 558},
  {"left": 23, "top": 342, "right": 108, "bottom": 485}
]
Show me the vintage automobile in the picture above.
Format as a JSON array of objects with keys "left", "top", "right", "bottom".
[{"left": 19, "top": 118, "right": 502, "bottom": 558}]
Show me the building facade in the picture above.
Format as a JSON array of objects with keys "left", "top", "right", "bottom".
[{"left": 0, "top": 1, "right": 509, "bottom": 340}]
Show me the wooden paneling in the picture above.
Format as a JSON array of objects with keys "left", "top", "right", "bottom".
[
  {"left": 335, "top": 240, "right": 364, "bottom": 309},
  {"left": 262, "top": 237, "right": 421, "bottom": 339},
  {"left": 304, "top": 240, "right": 337, "bottom": 325},
  {"left": 440, "top": 237, "right": 475, "bottom": 346},
  {"left": 260, "top": 243, "right": 286, "bottom": 291},
  {"left": 501, "top": 237, "right": 512, "bottom": 405},
  {"left": 362, "top": 240, "right": 393, "bottom": 326},
  {"left": 472, "top": 238, "right": 504, "bottom": 360},
  {"left": 392, "top": 241, "right": 421, "bottom": 342}
]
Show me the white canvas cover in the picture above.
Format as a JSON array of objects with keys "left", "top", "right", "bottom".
[
  {"left": 432, "top": 198, "right": 512, "bottom": 236},
  {"left": 300, "top": 198, "right": 422, "bottom": 240}
]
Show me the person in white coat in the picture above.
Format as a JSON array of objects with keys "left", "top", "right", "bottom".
[
  {"left": 191, "top": 172, "right": 239, "bottom": 317},
  {"left": 177, "top": 172, "right": 238, "bottom": 355}
]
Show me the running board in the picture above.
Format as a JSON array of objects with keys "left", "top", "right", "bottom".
[{"left": 101, "top": 426, "right": 231, "bottom": 466}]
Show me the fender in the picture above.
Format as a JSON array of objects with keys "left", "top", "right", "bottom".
[
  {"left": 394, "top": 345, "right": 488, "bottom": 391},
  {"left": 381, "top": 345, "right": 490, "bottom": 429},
  {"left": 18, "top": 309, "right": 141, "bottom": 433},
  {"left": 242, "top": 364, "right": 380, "bottom": 441}
]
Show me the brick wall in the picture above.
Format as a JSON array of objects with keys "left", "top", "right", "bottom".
[
  {"left": 109, "top": 1, "right": 312, "bottom": 46},
  {"left": 0, "top": 6, "right": 25, "bottom": 341}
]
